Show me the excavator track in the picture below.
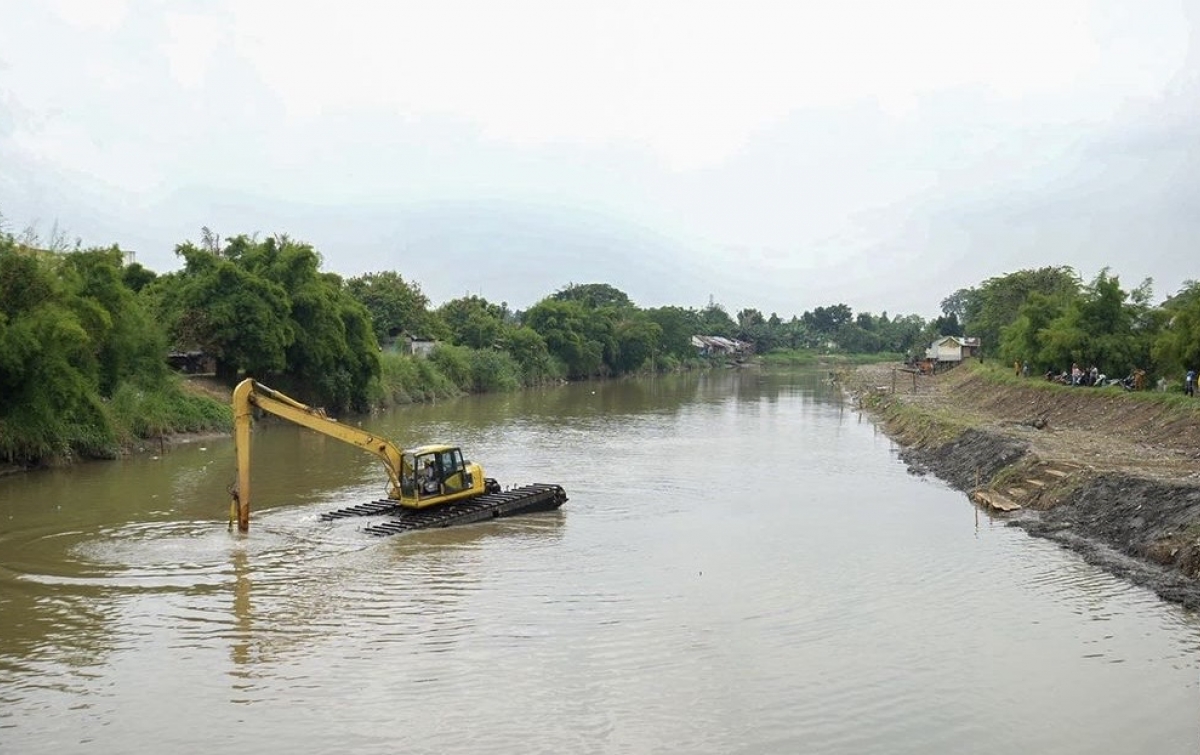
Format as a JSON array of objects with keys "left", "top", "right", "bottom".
[{"left": 318, "top": 483, "right": 567, "bottom": 537}]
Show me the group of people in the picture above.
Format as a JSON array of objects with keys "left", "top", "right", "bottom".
[
  {"left": 1020, "top": 360, "right": 1104, "bottom": 386},
  {"left": 1060, "top": 363, "right": 1103, "bottom": 387},
  {"left": 1020, "top": 359, "right": 1197, "bottom": 395},
  {"left": 1026, "top": 360, "right": 1145, "bottom": 390}
]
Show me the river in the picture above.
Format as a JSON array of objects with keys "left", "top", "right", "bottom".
[{"left": 0, "top": 368, "right": 1196, "bottom": 754}]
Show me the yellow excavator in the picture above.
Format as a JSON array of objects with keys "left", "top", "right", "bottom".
[{"left": 230, "top": 378, "right": 566, "bottom": 535}]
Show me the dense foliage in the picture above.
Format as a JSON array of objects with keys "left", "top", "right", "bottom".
[
  {"left": 5, "top": 214, "right": 1198, "bottom": 468},
  {"left": 1151, "top": 282, "right": 1200, "bottom": 378},
  {"left": 0, "top": 233, "right": 229, "bottom": 464},
  {"left": 948, "top": 267, "right": 1192, "bottom": 382},
  {"left": 143, "top": 234, "right": 380, "bottom": 412},
  {"left": 346, "top": 271, "right": 445, "bottom": 343}
]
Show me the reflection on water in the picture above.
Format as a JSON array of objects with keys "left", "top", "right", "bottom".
[{"left": 0, "top": 368, "right": 1197, "bottom": 754}]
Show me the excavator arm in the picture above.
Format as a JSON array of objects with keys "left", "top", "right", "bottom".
[{"left": 230, "top": 378, "right": 407, "bottom": 532}]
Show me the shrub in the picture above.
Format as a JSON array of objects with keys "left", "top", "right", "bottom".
[
  {"left": 470, "top": 348, "right": 521, "bottom": 392},
  {"left": 428, "top": 344, "right": 473, "bottom": 391}
]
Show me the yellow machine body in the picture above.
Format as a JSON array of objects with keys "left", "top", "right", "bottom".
[{"left": 231, "top": 378, "right": 489, "bottom": 531}]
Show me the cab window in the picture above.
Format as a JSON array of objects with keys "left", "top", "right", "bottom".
[{"left": 440, "top": 450, "right": 462, "bottom": 473}]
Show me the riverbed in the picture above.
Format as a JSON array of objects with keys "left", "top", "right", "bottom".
[{"left": 1, "top": 369, "right": 1196, "bottom": 753}]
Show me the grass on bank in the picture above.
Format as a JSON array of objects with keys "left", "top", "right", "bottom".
[
  {"left": 373, "top": 344, "right": 559, "bottom": 404},
  {"left": 859, "top": 390, "right": 973, "bottom": 446},
  {"left": 966, "top": 360, "right": 1200, "bottom": 414},
  {"left": 1, "top": 375, "right": 233, "bottom": 465},
  {"left": 107, "top": 377, "right": 232, "bottom": 442}
]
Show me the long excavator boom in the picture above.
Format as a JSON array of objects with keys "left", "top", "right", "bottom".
[
  {"left": 228, "top": 377, "right": 566, "bottom": 537},
  {"left": 231, "top": 378, "right": 406, "bottom": 532}
]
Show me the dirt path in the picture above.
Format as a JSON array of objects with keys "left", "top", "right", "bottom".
[{"left": 850, "top": 362, "right": 1200, "bottom": 481}]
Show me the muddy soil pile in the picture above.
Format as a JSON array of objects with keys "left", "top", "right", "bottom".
[{"left": 848, "top": 363, "right": 1200, "bottom": 609}]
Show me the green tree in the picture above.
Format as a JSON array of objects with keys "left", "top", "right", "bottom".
[
  {"left": 121, "top": 262, "right": 157, "bottom": 293},
  {"left": 437, "top": 295, "right": 506, "bottom": 349},
  {"left": 644, "top": 306, "right": 700, "bottom": 359},
  {"left": 738, "top": 308, "right": 765, "bottom": 330},
  {"left": 879, "top": 313, "right": 928, "bottom": 354},
  {"left": 428, "top": 344, "right": 473, "bottom": 390},
  {"left": 777, "top": 316, "right": 818, "bottom": 350},
  {"left": 939, "top": 289, "right": 971, "bottom": 324},
  {"left": 61, "top": 247, "right": 168, "bottom": 395},
  {"left": 613, "top": 317, "right": 663, "bottom": 373},
  {"left": 735, "top": 307, "right": 774, "bottom": 351},
  {"left": 1152, "top": 281, "right": 1200, "bottom": 378},
  {"left": 956, "top": 267, "right": 1080, "bottom": 355},
  {"left": 697, "top": 301, "right": 736, "bottom": 338},
  {"left": 0, "top": 241, "right": 112, "bottom": 460},
  {"left": 171, "top": 244, "right": 294, "bottom": 383},
  {"left": 801, "top": 304, "right": 853, "bottom": 338},
  {"left": 998, "top": 291, "right": 1069, "bottom": 373},
  {"left": 932, "top": 312, "right": 962, "bottom": 337},
  {"left": 835, "top": 322, "right": 884, "bottom": 353},
  {"left": 1013, "top": 270, "right": 1149, "bottom": 377},
  {"left": 467, "top": 348, "right": 521, "bottom": 392},
  {"left": 503, "top": 326, "right": 558, "bottom": 382},
  {"left": 522, "top": 298, "right": 605, "bottom": 378},
  {"left": 551, "top": 282, "right": 634, "bottom": 311},
  {"left": 160, "top": 234, "right": 380, "bottom": 410},
  {"left": 346, "top": 270, "right": 440, "bottom": 342}
]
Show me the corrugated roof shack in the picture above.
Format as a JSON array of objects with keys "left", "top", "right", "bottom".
[
  {"left": 691, "top": 335, "right": 752, "bottom": 359},
  {"left": 380, "top": 333, "right": 440, "bottom": 358},
  {"left": 167, "top": 350, "right": 215, "bottom": 375},
  {"left": 925, "top": 336, "right": 981, "bottom": 364},
  {"left": 405, "top": 336, "right": 438, "bottom": 358}
]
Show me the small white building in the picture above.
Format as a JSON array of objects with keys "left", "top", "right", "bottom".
[
  {"left": 405, "top": 336, "right": 439, "bottom": 358},
  {"left": 926, "top": 336, "right": 981, "bottom": 363},
  {"left": 691, "top": 335, "right": 751, "bottom": 356}
]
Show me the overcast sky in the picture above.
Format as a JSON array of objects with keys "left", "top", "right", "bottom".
[{"left": 1, "top": 0, "right": 1197, "bottom": 318}]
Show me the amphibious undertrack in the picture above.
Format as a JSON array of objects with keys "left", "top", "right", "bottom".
[{"left": 318, "top": 483, "right": 568, "bottom": 537}]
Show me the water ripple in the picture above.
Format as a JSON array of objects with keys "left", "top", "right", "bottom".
[{"left": 2, "top": 372, "right": 1199, "bottom": 755}]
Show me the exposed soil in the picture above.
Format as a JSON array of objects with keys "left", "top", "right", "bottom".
[{"left": 845, "top": 362, "right": 1200, "bottom": 609}]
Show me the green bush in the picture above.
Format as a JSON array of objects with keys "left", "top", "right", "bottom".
[
  {"left": 517, "top": 352, "right": 567, "bottom": 385},
  {"left": 0, "top": 394, "right": 119, "bottom": 463},
  {"left": 372, "top": 351, "right": 462, "bottom": 408},
  {"left": 429, "top": 344, "right": 473, "bottom": 391},
  {"left": 106, "top": 378, "right": 231, "bottom": 440},
  {"left": 656, "top": 354, "right": 684, "bottom": 372},
  {"left": 415, "top": 357, "right": 459, "bottom": 400},
  {"left": 374, "top": 352, "right": 421, "bottom": 406},
  {"left": 470, "top": 348, "right": 521, "bottom": 392}
]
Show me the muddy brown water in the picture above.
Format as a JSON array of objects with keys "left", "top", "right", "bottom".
[{"left": 1, "top": 369, "right": 1197, "bottom": 754}]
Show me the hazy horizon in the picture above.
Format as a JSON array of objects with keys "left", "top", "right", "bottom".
[{"left": 2, "top": 1, "right": 1197, "bottom": 319}]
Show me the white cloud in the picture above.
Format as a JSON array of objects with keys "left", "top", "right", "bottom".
[
  {"left": 1, "top": 0, "right": 1196, "bottom": 316},
  {"left": 219, "top": 0, "right": 1118, "bottom": 170},
  {"left": 44, "top": 0, "right": 128, "bottom": 31},
  {"left": 161, "top": 12, "right": 226, "bottom": 89},
  {"left": 10, "top": 118, "right": 163, "bottom": 192}
]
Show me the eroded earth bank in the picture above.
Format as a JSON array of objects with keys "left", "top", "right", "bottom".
[{"left": 845, "top": 362, "right": 1200, "bottom": 609}]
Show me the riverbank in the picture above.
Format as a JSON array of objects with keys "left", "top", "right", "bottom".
[{"left": 844, "top": 361, "right": 1200, "bottom": 609}]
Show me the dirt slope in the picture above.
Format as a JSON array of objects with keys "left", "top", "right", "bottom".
[{"left": 847, "top": 362, "right": 1200, "bottom": 609}]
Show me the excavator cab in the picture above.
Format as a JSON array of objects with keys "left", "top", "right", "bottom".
[{"left": 401, "top": 445, "right": 482, "bottom": 505}]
